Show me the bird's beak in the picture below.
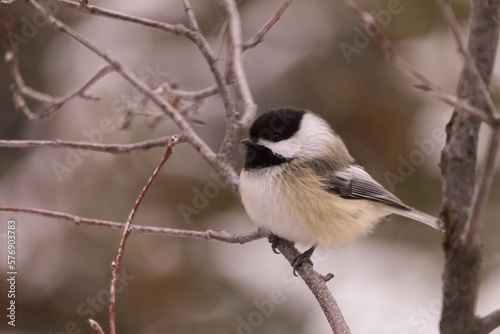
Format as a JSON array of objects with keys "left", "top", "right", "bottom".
[{"left": 240, "top": 138, "right": 254, "bottom": 147}]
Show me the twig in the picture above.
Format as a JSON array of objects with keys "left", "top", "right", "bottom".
[
  {"left": 109, "top": 136, "right": 178, "bottom": 334},
  {"left": 0, "top": 205, "right": 266, "bottom": 243},
  {"left": 88, "top": 319, "right": 105, "bottom": 334},
  {"left": 477, "top": 308, "right": 500, "bottom": 334},
  {"left": 222, "top": 0, "right": 257, "bottom": 131},
  {"left": 274, "top": 238, "right": 350, "bottom": 334},
  {"left": 434, "top": 0, "right": 499, "bottom": 120},
  {"left": 340, "top": 0, "right": 498, "bottom": 126},
  {"left": 5, "top": 51, "right": 113, "bottom": 119},
  {"left": 465, "top": 128, "right": 500, "bottom": 243},
  {"left": 28, "top": 0, "right": 240, "bottom": 194},
  {"left": 181, "top": 0, "right": 242, "bottom": 162},
  {"left": 242, "top": 0, "right": 294, "bottom": 51},
  {"left": 165, "top": 84, "right": 219, "bottom": 101},
  {"left": 55, "top": 0, "right": 195, "bottom": 39},
  {"left": 0, "top": 135, "right": 184, "bottom": 154}
]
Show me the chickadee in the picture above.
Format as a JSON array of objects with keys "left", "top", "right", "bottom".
[{"left": 240, "top": 108, "right": 442, "bottom": 257}]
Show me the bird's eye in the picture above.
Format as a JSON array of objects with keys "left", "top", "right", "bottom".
[{"left": 272, "top": 134, "right": 281, "bottom": 142}]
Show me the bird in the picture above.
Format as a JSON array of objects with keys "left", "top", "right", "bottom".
[{"left": 239, "top": 107, "right": 442, "bottom": 267}]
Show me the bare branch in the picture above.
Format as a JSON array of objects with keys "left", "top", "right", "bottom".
[
  {"left": 465, "top": 128, "right": 500, "bottom": 243},
  {"left": 164, "top": 84, "right": 219, "bottom": 101},
  {"left": 88, "top": 319, "right": 105, "bottom": 334},
  {"left": 55, "top": 0, "right": 196, "bottom": 40},
  {"left": 223, "top": 0, "right": 257, "bottom": 130},
  {"left": 4, "top": 51, "right": 113, "bottom": 119},
  {"left": 477, "top": 308, "right": 500, "bottom": 334},
  {"left": 340, "top": 0, "right": 498, "bottom": 126},
  {"left": 434, "top": 0, "right": 499, "bottom": 120},
  {"left": 273, "top": 238, "right": 351, "bottom": 334},
  {"left": 0, "top": 205, "right": 266, "bottom": 244},
  {"left": 109, "top": 136, "right": 178, "bottom": 334},
  {"left": 28, "top": 0, "right": 240, "bottom": 193},
  {"left": 242, "top": 0, "right": 294, "bottom": 51},
  {"left": 0, "top": 135, "right": 184, "bottom": 154}
]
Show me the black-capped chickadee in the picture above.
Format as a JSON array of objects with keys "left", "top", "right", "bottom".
[{"left": 240, "top": 108, "right": 442, "bottom": 260}]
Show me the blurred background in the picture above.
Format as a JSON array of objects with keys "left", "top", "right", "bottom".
[{"left": 0, "top": 0, "right": 499, "bottom": 333}]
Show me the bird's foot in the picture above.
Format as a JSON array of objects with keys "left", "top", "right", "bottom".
[
  {"left": 268, "top": 234, "right": 281, "bottom": 254},
  {"left": 291, "top": 245, "right": 316, "bottom": 276}
]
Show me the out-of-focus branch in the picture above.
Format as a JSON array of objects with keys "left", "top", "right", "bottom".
[
  {"left": 242, "top": 0, "right": 294, "bottom": 51},
  {"left": 341, "top": 0, "right": 498, "bottom": 126},
  {"left": 109, "top": 136, "right": 178, "bottom": 334},
  {"left": 4, "top": 51, "right": 113, "bottom": 119},
  {"left": 0, "top": 205, "right": 267, "bottom": 244},
  {"left": 477, "top": 308, "right": 500, "bottom": 334},
  {"left": 88, "top": 319, "right": 105, "bottom": 334},
  {"left": 28, "top": 0, "right": 240, "bottom": 194},
  {"left": 274, "top": 238, "right": 350, "bottom": 334},
  {"left": 0, "top": 135, "right": 183, "bottom": 153},
  {"left": 434, "top": 0, "right": 499, "bottom": 120}
]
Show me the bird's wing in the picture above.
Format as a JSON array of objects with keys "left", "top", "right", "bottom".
[{"left": 321, "top": 165, "right": 410, "bottom": 210}]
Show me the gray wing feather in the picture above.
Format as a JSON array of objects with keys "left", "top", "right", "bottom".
[{"left": 324, "top": 165, "right": 410, "bottom": 210}]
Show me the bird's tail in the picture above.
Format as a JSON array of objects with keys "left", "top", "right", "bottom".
[{"left": 389, "top": 207, "right": 445, "bottom": 232}]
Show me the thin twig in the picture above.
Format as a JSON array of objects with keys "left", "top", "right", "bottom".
[
  {"left": 464, "top": 128, "right": 500, "bottom": 243},
  {"left": 477, "top": 308, "right": 500, "bottom": 334},
  {"left": 0, "top": 205, "right": 266, "bottom": 244},
  {"left": 88, "top": 319, "right": 105, "bottom": 334},
  {"left": 28, "top": 0, "right": 240, "bottom": 193},
  {"left": 55, "top": 0, "right": 196, "bottom": 40},
  {"left": 5, "top": 51, "right": 113, "bottom": 119},
  {"left": 242, "top": 0, "right": 294, "bottom": 51},
  {"left": 0, "top": 135, "right": 184, "bottom": 154},
  {"left": 274, "top": 238, "right": 350, "bottom": 334},
  {"left": 181, "top": 0, "right": 242, "bottom": 162},
  {"left": 223, "top": 0, "right": 257, "bottom": 130},
  {"left": 341, "top": 0, "right": 498, "bottom": 126},
  {"left": 434, "top": 0, "right": 499, "bottom": 120},
  {"left": 109, "top": 136, "right": 178, "bottom": 334}
]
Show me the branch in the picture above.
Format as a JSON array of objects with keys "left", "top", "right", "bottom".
[
  {"left": 0, "top": 135, "right": 183, "bottom": 154},
  {"left": 4, "top": 51, "right": 113, "bottom": 119},
  {"left": 88, "top": 319, "right": 105, "bottom": 334},
  {"left": 438, "top": 0, "right": 500, "bottom": 331},
  {"left": 242, "top": 0, "right": 294, "bottom": 51},
  {"left": 0, "top": 205, "right": 266, "bottom": 244},
  {"left": 181, "top": 0, "right": 242, "bottom": 162},
  {"left": 477, "top": 308, "right": 500, "bottom": 334},
  {"left": 274, "top": 238, "right": 350, "bottom": 334},
  {"left": 223, "top": 0, "right": 257, "bottom": 131},
  {"left": 434, "top": 0, "right": 499, "bottom": 120},
  {"left": 109, "top": 136, "right": 178, "bottom": 334},
  {"left": 340, "top": 0, "right": 498, "bottom": 126},
  {"left": 28, "top": 0, "right": 240, "bottom": 194}
]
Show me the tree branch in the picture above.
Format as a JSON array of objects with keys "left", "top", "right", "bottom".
[
  {"left": 477, "top": 308, "right": 500, "bottom": 334},
  {"left": 28, "top": 0, "right": 240, "bottom": 194},
  {"left": 0, "top": 135, "right": 184, "bottom": 154},
  {"left": 4, "top": 50, "right": 113, "bottom": 119},
  {"left": 242, "top": 0, "right": 294, "bottom": 51},
  {"left": 109, "top": 136, "right": 178, "bottom": 334},
  {"left": 439, "top": 0, "right": 500, "bottom": 332},
  {"left": 274, "top": 238, "right": 350, "bottom": 334},
  {"left": 223, "top": 0, "right": 257, "bottom": 131},
  {"left": 340, "top": 0, "right": 498, "bottom": 126},
  {"left": 0, "top": 205, "right": 266, "bottom": 244}
]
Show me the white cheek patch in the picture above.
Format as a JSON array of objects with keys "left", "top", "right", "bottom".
[{"left": 257, "top": 137, "right": 302, "bottom": 159}]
